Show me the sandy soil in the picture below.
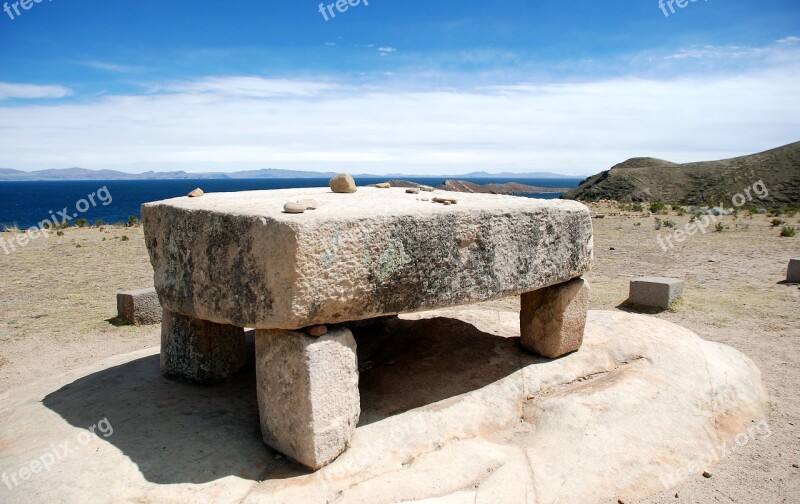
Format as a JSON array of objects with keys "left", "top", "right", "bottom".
[{"left": 0, "top": 205, "right": 798, "bottom": 503}]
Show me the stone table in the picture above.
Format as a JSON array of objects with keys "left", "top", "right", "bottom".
[{"left": 141, "top": 187, "right": 593, "bottom": 469}]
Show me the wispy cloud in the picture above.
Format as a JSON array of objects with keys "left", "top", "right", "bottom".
[
  {"left": 158, "top": 76, "right": 343, "bottom": 98},
  {"left": 79, "top": 60, "right": 143, "bottom": 73},
  {"left": 378, "top": 47, "right": 396, "bottom": 56},
  {"left": 0, "top": 82, "right": 73, "bottom": 100}
]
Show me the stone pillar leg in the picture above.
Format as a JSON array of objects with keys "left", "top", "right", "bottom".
[
  {"left": 520, "top": 277, "right": 590, "bottom": 358},
  {"left": 255, "top": 327, "right": 360, "bottom": 470},
  {"left": 161, "top": 309, "right": 246, "bottom": 384}
]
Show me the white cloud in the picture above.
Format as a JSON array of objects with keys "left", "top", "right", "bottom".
[
  {"left": 79, "top": 60, "right": 142, "bottom": 73},
  {"left": 378, "top": 47, "right": 396, "bottom": 56},
  {"left": 158, "top": 76, "right": 343, "bottom": 98},
  {"left": 1, "top": 39, "right": 799, "bottom": 175},
  {"left": 0, "top": 82, "right": 73, "bottom": 100}
]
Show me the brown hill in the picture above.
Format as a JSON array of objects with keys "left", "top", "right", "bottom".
[
  {"left": 437, "top": 180, "right": 569, "bottom": 195},
  {"left": 563, "top": 141, "right": 800, "bottom": 207}
]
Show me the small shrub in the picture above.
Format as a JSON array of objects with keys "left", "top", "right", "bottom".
[
  {"left": 715, "top": 223, "right": 724, "bottom": 233},
  {"left": 675, "top": 207, "right": 686, "bottom": 216},
  {"left": 56, "top": 230, "right": 64, "bottom": 236},
  {"left": 121, "top": 235, "right": 130, "bottom": 241},
  {"left": 127, "top": 215, "right": 139, "bottom": 227},
  {"left": 771, "top": 219, "right": 785, "bottom": 227},
  {"left": 649, "top": 202, "right": 666, "bottom": 214},
  {"left": 633, "top": 222, "right": 642, "bottom": 227},
  {"left": 631, "top": 203, "right": 644, "bottom": 213},
  {"left": 654, "top": 218, "right": 662, "bottom": 230},
  {"left": 664, "top": 220, "right": 677, "bottom": 228},
  {"left": 74, "top": 218, "right": 88, "bottom": 228},
  {"left": 94, "top": 219, "right": 106, "bottom": 227},
  {"left": 781, "top": 226, "right": 796, "bottom": 237}
]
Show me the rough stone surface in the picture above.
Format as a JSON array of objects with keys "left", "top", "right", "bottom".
[
  {"left": 116, "top": 287, "right": 162, "bottom": 325},
  {"left": 0, "top": 310, "right": 768, "bottom": 503},
  {"left": 330, "top": 173, "right": 357, "bottom": 193},
  {"left": 161, "top": 310, "right": 246, "bottom": 384},
  {"left": 141, "top": 188, "right": 593, "bottom": 329},
  {"left": 520, "top": 277, "right": 589, "bottom": 358},
  {"left": 629, "top": 276, "right": 684, "bottom": 309},
  {"left": 788, "top": 259, "right": 800, "bottom": 283},
  {"left": 255, "top": 327, "right": 359, "bottom": 469}
]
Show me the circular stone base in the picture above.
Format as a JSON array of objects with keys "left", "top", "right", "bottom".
[{"left": 0, "top": 311, "right": 767, "bottom": 503}]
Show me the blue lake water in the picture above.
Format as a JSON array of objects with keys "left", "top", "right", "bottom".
[{"left": 0, "top": 177, "right": 580, "bottom": 229}]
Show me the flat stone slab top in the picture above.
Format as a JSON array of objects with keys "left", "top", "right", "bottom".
[{"left": 142, "top": 187, "right": 593, "bottom": 329}]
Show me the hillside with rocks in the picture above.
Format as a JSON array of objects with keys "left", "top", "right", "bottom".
[{"left": 563, "top": 141, "right": 800, "bottom": 207}]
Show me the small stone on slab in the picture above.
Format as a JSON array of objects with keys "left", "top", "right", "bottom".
[
  {"left": 188, "top": 188, "right": 204, "bottom": 198},
  {"left": 375, "top": 182, "right": 391, "bottom": 189},
  {"left": 629, "top": 277, "right": 684, "bottom": 309},
  {"left": 330, "top": 173, "right": 357, "bottom": 194},
  {"left": 283, "top": 202, "right": 307, "bottom": 214},
  {"left": 406, "top": 188, "right": 420, "bottom": 194},
  {"left": 433, "top": 197, "right": 458, "bottom": 205}
]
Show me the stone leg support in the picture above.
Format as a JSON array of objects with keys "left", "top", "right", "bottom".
[
  {"left": 160, "top": 309, "right": 246, "bottom": 384},
  {"left": 255, "top": 327, "right": 360, "bottom": 470},
  {"left": 520, "top": 277, "right": 590, "bottom": 359}
]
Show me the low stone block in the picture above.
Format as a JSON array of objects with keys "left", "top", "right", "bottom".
[
  {"left": 629, "top": 277, "right": 684, "bottom": 309},
  {"left": 116, "top": 287, "right": 162, "bottom": 325},
  {"left": 255, "top": 327, "right": 359, "bottom": 469},
  {"left": 788, "top": 259, "right": 800, "bottom": 283},
  {"left": 161, "top": 310, "right": 246, "bottom": 384},
  {"left": 520, "top": 277, "right": 589, "bottom": 358}
]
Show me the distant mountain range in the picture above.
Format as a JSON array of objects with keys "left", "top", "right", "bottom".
[
  {"left": 0, "top": 167, "right": 580, "bottom": 181},
  {"left": 562, "top": 141, "right": 800, "bottom": 208}
]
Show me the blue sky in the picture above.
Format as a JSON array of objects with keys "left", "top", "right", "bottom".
[{"left": 1, "top": 0, "right": 799, "bottom": 175}]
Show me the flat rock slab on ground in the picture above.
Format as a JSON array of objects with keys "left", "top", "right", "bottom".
[
  {"left": 141, "top": 188, "right": 593, "bottom": 329},
  {"left": 0, "top": 309, "right": 767, "bottom": 504}
]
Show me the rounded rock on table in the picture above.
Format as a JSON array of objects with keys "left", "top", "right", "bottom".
[
  {"left": 406, "top": 188, "right": 421, "bottom": 194},
  {"left": 188, "top": 188, "right": 204, "bottom": 198},
  {"left": 375, "top": 182, "right": 391, "bottom": 189},
  {"left": 330, "top": 173, "right": 357, "bottom": 194},
  {"left": 283, "top": 202, "right": 307, "bottom": 214}
]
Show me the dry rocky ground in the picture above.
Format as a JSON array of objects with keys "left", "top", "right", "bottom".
[{"left": 0, "top": 205, "right": 798, "bottom": 503}]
